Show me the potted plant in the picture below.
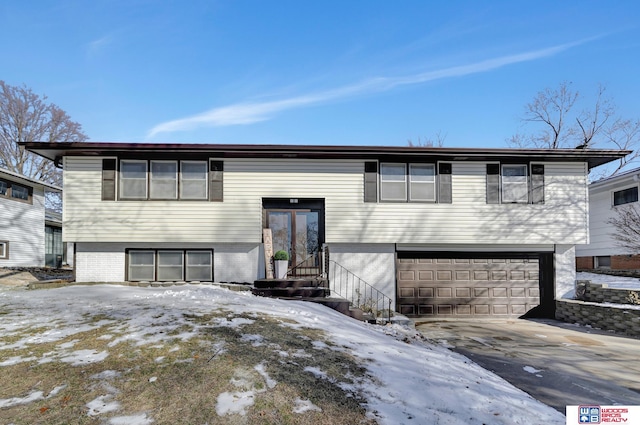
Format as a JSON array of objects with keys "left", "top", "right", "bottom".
[{"left": 273, "top": 250, "right": 289, "bottom": 279}]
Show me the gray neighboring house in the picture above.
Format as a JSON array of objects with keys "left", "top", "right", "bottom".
[
  {"left": 576, "top": 167, "right": 640, "bottom": 270},
  {"left": 23, "top": 142, "right": 627, "bottom": 319},
  {"left": 0, "top": 168, "right": 68, "bottom": 268}
]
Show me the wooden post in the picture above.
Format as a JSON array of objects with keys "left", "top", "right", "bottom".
[{"left": 263, "top": 228, "right": 274, "bottom": 279}]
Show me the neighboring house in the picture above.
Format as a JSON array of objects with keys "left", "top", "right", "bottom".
[
  {"left": 576, "top": 167, "right": 640, "bottom": 270},
  {"left": 0, "top": 167, "right": 67, "bottom": 267},
  {"left": 23, "top": 142, "right": 626, "bottom": 319}
]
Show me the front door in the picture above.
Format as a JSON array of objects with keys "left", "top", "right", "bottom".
[
  {"left": 266, "top": 209, "right": 319, "bottom": 265},
  {"left": 263, "top": 198, "right": 325, "bottom": 270}
]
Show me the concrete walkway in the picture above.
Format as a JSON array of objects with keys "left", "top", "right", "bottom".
[{"left": 415, "top": 318, "right": 640, "bottom": 413}]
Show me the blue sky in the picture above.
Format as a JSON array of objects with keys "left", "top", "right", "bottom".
[{"left": 1, "top": 0, "right": 639, "bottom": 147}]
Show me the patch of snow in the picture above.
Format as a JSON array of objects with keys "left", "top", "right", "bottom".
[
  {"left": 216, "top": 391, "right": 255, "bottom": 416},
  {"left": 86, "top": 394, "right": 120, "bottom": 416},
  {"left": 576, "top": 272, "right": 640, "bottom": 289},
  {"left": 0, "top": 391, "right": 45, "bottom": 408},
  {"left": 240, "top": 334, "right": 264, "bottom": 346},
  {"left": 254, "top": 362, "right": 277, "bottom": 389},
  {"left": 523, "top": 366, "right": 543, "bottom": 374},
  {"left": 535, "top": 334, "right": 548, "bottom": 339},
  {"left": 154, "top": 356, "right": 165, "bottom": 363},
  {"left": 0, "top": 355, "right": 37, "bottom": 366},
  {"left": 293, "top": 397, "right": 322, "bottom": 414},
  {"left": 148, "top": 376, "right": 157, "bottom": 383},
  {"left": 59, "top": 349, "right": 109, "bottom": 365},
  {"left": 108, "top": 413, "right": 153, "bottom": 425},
  {"left": 90, "top": 370, "right": 121, "bottom": 380}
]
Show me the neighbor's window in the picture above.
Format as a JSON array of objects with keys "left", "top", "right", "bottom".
[
  {"left": 380, "top": 163, "right": 407, "bottom": 201},
  {"left": 409, "top": 164, "right": 436, "bottom": 202},
  {"left": 0, "top": 241, "right": 8, "bottom": 259},
  {"left": 120, "top": 160, "right": 148, "bottom": 199},
  {"left": 0, "top": 180, "right": 7, "bottom": 196},
  {"left": 10, "top": 183, "right": 29, "bottom": 201},
  {"left": 595, "top": 256, "right": 611, "bottom": 269},
  {"left": 613, "top": 186, "right": 638, "bottom": 206},
  {"left": 128, "top": 250, "right": 155, "bottom": 281},
  {"left": 501, "top": 165, "right": 528, "bottom": 203},
  {"left": 150, "top": 161, "right": 178, "bottom": 200},
  {"left": 180, "top": 161, "right": 208, "bottom": 199}
]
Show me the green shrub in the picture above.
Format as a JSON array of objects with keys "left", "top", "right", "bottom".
[{"left": 274, "top": 250, "right": 289, "bottom": 261}]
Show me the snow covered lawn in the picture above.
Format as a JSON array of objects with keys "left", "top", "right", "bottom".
[{"left": 0, "top": 284, "right": 565, "bottom": 424}]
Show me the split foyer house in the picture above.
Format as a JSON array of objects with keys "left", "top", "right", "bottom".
[
  {"left": 576, "top": 167, "right": 640, "bottom": 270},
  {"left": 23, "top": 142, "right": 627, "bottom": 319},
  {"left": 0, "top": 167, "right": 67, "bottom": 268}
]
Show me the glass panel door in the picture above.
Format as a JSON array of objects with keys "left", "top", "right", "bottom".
[
  {"left": 295, "top": 211, "right": 319, "bottom": 265},
  {"left": 267, "top": 211, "right": 292, "bottom": 262}
]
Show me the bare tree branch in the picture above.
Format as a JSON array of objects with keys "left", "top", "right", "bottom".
[
  {"left": 608, "top": 204, "right": 640, "bottom": 252},
  {"left": 407, "top": 131, "right": 446, "bottom": 148}
]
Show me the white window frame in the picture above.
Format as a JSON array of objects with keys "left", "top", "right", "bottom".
[
  {"left": 409, "top": 164, "right": 436, "bottom": 202},
  {"left": 380, "top": 163, "right": 407, "bottom": 201},
  {"left": 120, "top": 160, "right": 148, "bottom": 199},
  {"left": 501, "top": 164, "right": 528, "bottom": 203},
  {"left": 150, "top": 160, "right": 178, "bottom": 200},
  {"left": 128, "top": 250, "right": 156, "bottom": 281},
  {"left": 185, "top": 250, "right": 213, "bottom": 281},
  {"left": 180, "top": 160, "right": 208, "bottom": 200},
  {"left": 0, "top": 241, "right": 8, "bottom": 259},
  {"left": 157, "top": 250, "right": 184, "bottom": 281}
]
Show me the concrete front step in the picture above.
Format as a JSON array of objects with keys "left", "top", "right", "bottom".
[
  {"left": 252, "top": 287, "right": 330, "bottom": 298},
  {"left": 253, "top": 278, "right": 328, "bottom": 289}
]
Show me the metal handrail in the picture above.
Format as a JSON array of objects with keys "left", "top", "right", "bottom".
[
  {"left": 287, "top": 250, "right": 322, "bottom": 278},
  {"left": 328, "top": 259, "right": 393, "bottom": 324}
]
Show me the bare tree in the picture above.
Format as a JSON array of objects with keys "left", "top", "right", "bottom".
[
  {"left": 608, "top": 204, "right": 640, "bottom": 252},
  {"left": 508, "top": 82, "right": 640, "bottom": 176},
  {"left": 407, "top": 131, "right": 446, "bottom": 147},
  {"left": 0, "top": 81, "right": 88, "bottom": 184},
  {"left": 0, "top": 81, "right": 88, "bottom": 210}
]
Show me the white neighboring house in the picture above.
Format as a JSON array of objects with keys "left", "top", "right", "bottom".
[
  {"left": 23, "top": 142, "right": 627, "bottom": 319},
  {"left": 0, "top": 168, "right": 69, "bottom": 268},
  {"left": 576, "top": 167, "right": 640, "bottom": 270}
]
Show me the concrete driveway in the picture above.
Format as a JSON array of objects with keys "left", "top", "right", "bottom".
[{"left": 415, "top": 318, "right": 640, "bottom": 413}]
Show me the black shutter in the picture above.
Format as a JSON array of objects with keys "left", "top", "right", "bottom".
[
  {"left": 531, "top": 164, "right": 544, "bottom": 204},
  {"left": 486, "top": 164, "right": 500, "bottom": 204},
  {"left": 102, "top": 159, "right": 116, "bottom": 201},
  {"left": 209, "top": 160, "right": 223, "bottom": 202},
  {"left": 438, "top": 163, "right": 452, "bottom": 204},
  {"left": 364, "top": 162, "right": 378, "bottom": 203}
]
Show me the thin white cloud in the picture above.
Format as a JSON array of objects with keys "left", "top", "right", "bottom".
[{"left": 147, "top": 39, "right": 590, "bottom": 138}]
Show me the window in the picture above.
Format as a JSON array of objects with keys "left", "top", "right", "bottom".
[
  {"left": 127, "top": 249, "right": 213, "bottom": 281},
  {"left": 120, "top": 160, "right": 148, "bottom": 199},
  {"left": 115, "top": 159, "right": 219, "bottom": 201},
  {"left": 157, "top": 251, "right": 183, "bottom": 280},
  {"left": 186, "top": 251, "right": 213, "bottom": 281},
  {"left": 128, "top": 251, "right": 155, "bottom": 281},
  {"left": 0, "top": 179, "right": 32, "bottom": 203},
  {"left": 0, "top": 180, "right": 7, "bottom": 196},
  {"left": 380, "top": 163, "right": 407, "bottom": 201},
  {"left": 0, "top": 241, "right": 8, "bottom": 259},
  {"left": 502, "top": 165, "right": 528, "bottom": 203},
  {"left": 487, "top": 163, "right": 544, "bottom": 204},
  {"left": 150, "top": 161, "right": 178, "bottom": 199},
  {"left": 613, "top": 186, "right": 638, "bottom": 206},
  {"left": 180, "top": 161, "right": 208, "bottom": 199},
  {"left": 409, "top": 164, "right": 436, "bottom": 201},
  {"left": 595, "top": 256, "right": 611, "bottom": 269}
]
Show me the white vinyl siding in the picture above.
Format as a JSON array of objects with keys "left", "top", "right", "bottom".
[
  {"left": 150, "top": 161, "right": 178, "bottom": 200},
  {"left": 0, "top": 182, "right": 47, "bottom": 266},
  {"left": 180, "top": 161, "right": 208, "bottom": 200},
  {"left": 409, "top": 164, "right": 436, "bottom": 202},
  {"left": 63, "top": 157, "right": 588, "bottom": 245},
  {"left": 120, "top": 160, "right": 147, "bottom": 199}
]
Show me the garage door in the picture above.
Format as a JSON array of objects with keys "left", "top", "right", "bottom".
[{"left": 397, "top": 254, "right": 540, "bottom": 318}]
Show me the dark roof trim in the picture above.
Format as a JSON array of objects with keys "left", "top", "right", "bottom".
[{"left": 20, "top": 141, "right": 630, "bottom": 170}]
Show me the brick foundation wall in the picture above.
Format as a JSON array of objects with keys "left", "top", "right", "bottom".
[
  {"left": 555, "top": 299, "right": 640, "bottom": 338},
  {"left": 575, "top": 256, "right": 594, "bottom": 270},
  {"left": 611, "top": 254, "right": 640, "bottom": 270}
]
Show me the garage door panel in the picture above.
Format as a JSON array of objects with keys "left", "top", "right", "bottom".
[{"left": 397, "top": 254, "right": 540, "bottom": 318}]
